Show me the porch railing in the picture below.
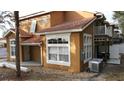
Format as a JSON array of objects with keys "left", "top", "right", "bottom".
[{"left": 94, "top": 25, "right": 112, "bottom": 37}]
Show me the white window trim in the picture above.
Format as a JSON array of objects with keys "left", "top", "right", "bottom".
[
  {"left": 30, "top": 19, "right": 37, "bottom": 33},
  {"left": 83, "top": 33, "right": 92, "bottom": 63},
  {"left": 46, "top": 33, "right": 71, "bottom": 66},
  {"left": 10, "top": 39, "right": 16, "bottom": 59}
]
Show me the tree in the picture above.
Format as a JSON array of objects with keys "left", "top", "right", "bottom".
[
  {"left": 0, "top": 11, "right": 15, "bottom": 35},
  {"left": 0, "top": 11, "right": 21, "bottom": 77},
  {"left": 113, "top": 11, "right": 124, "bottom": 34},
  {"left": 14, "top": 11, "right": 21, "bottom": 77}
]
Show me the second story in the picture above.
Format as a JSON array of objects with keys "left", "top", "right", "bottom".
[
  {"left": 94, "top": 12, "right": 115, "bottom": 37},
  {"left": 19, "top": 11, "right": 95, "bottom": 33}
]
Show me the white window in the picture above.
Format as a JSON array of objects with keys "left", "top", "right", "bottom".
[
  {"left": 10, "top": 39, "right": 16, "bottom": 58},
  {"left": 83, "top": 34, "right": 92, "bottom": 63},
  {"left": 46, "top": 33, "right": 70, "bottom": 66},
  {"left": 30, "top": 20, "right": 37, "bottom": 33}
]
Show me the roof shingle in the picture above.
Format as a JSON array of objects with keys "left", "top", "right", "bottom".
[
  {"left": 37, "top": 17, "right": 96, "bottom": 33},
  {"left": 21, "top": 36, "right": 41, "bottom": 44}
]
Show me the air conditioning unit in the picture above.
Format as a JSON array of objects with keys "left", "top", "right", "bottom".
[{"left": 89, "top": 58, "right": 103, "bottom": 73}]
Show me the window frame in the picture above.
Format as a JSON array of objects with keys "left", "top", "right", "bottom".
[
  {"left": 83, "top": 33, "right": 92, "bottom": 63},
  {"left": 30, "top": 19, "right": 37, "bottom": 33},
  {"left": 10, "top": 39, "right": 16, "bottom": 59},
  {"left": 46, "top": 33, "right": 71, "bottom": 66}
]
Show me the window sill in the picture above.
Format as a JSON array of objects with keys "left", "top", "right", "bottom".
[{"left": 47, "top": 60, "right": 70, "bottom": 66}]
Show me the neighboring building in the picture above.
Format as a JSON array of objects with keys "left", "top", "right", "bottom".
[
  {"left": 113, "top": 29, "right": 124, "bottom": 44},
  {"left": 0, "top": 38, "right": 7, "bottom": 48},
  {"left": 4, "top": 11, "right": 110, "bottom": 72},
  {"left": 94, "top": 12, "right": 115, "bottom": 61}
]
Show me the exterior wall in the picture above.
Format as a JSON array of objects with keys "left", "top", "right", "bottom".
[
  {"left": 20, "top": 12, "right": 64, "bottom": 33},
  {"left": 41, "top": 32, "right": 81, "bottom": 73},
  {"left": 20, "top": 14, "right": 51, "bottom": 33},
  {"left": 50, "top": 11, "right": 65, "bottom": 26},
  {"left": 80, "top": 23, "right": 94, "bottom": 71},
  {"left": 30, "top": 46, "right": 41, "bottom": 62},
  {"left": 65, "top": 11, "right": 94, "bottom": 22},
  {"left": 69, "top": 32, "right": 81, "bottom": 72}
]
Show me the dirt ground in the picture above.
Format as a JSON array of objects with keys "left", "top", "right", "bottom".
[
  {"left": 0, "top": 67, "right": 98, "bottom": 81},
  {"left": 0, "top": 49, "right": 124, "bottom": 80},
  {"left": 0, "top": 63, "right": 123, "bottom": 81}
]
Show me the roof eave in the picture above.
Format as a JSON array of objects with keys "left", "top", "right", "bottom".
[
  {"left": 3, "top": 30, "right": 15, "bottom": 38},
  {"left": 35, "top": 28, "right": 83, "bottom": 35},
  {"left": 19, "top": 11, "right": 51, "bottom": 21}
]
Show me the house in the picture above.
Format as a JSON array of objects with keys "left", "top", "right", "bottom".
[
  {"left": 0, "top": 38, "right": 7, "bottom": 48},
  {"left": 93, "top": 12, "right": 116, "bottom": 61},
  {"left": 4, "top": 11, "right": 108, "bottom": 72},
  {"left": 113, "top": 28, "right": 123, "bottom": 44}
]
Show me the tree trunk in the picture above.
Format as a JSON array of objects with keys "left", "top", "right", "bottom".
[{"left": 14, "top": 11, "right": 21, "bottom": 77}]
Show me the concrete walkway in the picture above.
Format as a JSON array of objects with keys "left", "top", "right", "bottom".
[{"left": 11, "top": 61, "right": 41, "bottom": 67}]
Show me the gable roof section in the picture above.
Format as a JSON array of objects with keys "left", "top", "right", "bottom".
[
  {"left": 37, "top": 16, "right": 96, "bottom": 34},
  {"left": 21, "top": 35, "right": 42, "bottom": 46},
  {"left": 4, "top": 29, "right": 33, "bottom": 38},
  {"left": 3, "top": 30, "right": 15, "bottom": 38},
  {"left": 19, "top": 30, "right": 33, "bottom": 37}
]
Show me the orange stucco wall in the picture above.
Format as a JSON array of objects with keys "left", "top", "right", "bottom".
[
  {"left": 20, "top": 14, "right": 51, "bottom": 33},
  {"left": 41, "top": 32, "right": 81, "bottom": 73},
  {"left": 69, "top": 32, "right": 81, "bottom": 72},
  {"left": 64, "top": 11, "right": 94, "bottom": 22},
  {"left": 50, "top": 11, "right": 65, "bottom": 26},
  {"left": 30, "top": 46, "right": 41, "bottom": 62}
]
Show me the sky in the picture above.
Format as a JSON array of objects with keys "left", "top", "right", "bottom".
[{"left": 0, "top": 11, "right": 114, "bottom": 38}]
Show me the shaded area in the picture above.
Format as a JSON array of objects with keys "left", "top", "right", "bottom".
[{"left": 0, "top": 48, "right": 7, "bottom": 59}]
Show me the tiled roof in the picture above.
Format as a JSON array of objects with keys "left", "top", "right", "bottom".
[
  {"left": 19, "top": 29, "right": 33, "bottom": 37},
  {"left": 37, "top": 17, "right": 96, "bottom": 33},
  {"left": 21, "top": 35, "right": 41, "bottom": 44}
]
